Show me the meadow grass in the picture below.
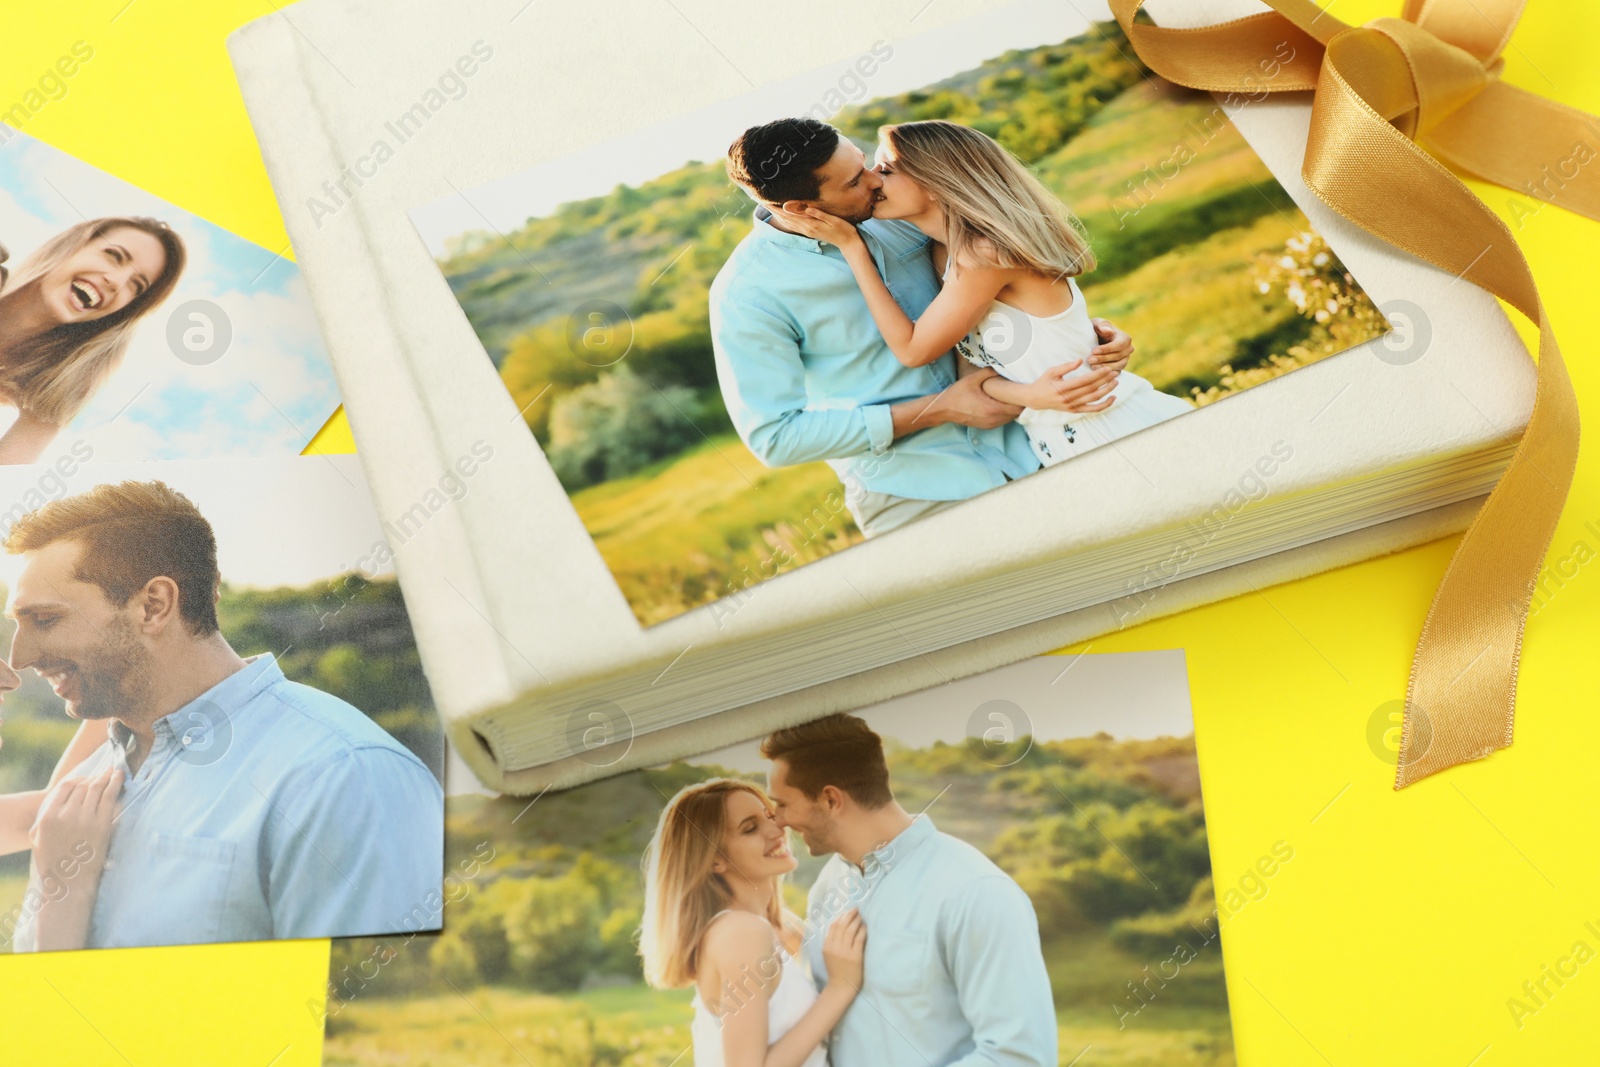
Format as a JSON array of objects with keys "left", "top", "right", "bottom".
[
  {"left": 322, "top": 986, "right": 1233, "bottom": 1067},
  {"left": 322, "top": 928, "right": 1233, "bottom": 1067},
  {"left": 0, "top": 869, "right": 28, "bottom": 953},
  {"left": 1080, "top": 212, "right": 1308, "bottom": 395},
  {"left": 1043, "top": 78, "right": 1277, "bottom": 219},
  {"left": 570, "top": 435, "right": 863, "bottom": 625},
  {"left": 324, "top": 984, "right": 694, "bottom": 1067}
]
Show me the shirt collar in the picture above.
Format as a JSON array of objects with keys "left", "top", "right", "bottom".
[
  {"left": 750, "top": 205, "right": 826, "bottom": 254},
  {"left": 108, "top": 716, "right": 132, "bottom": 755},
  {"left": 108, "top": 653, "right": 284, "bottom": 758},
  {"left": 859, "top": 811, "right": 936, "bottom": 874}
]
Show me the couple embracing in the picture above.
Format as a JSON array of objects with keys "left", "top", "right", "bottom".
[
  {"left": 641, "top": 715, "right": 1056, "bottom": 1066},
  {"left": 711, "top": 116, "right": 1191, "bottom": 536}
]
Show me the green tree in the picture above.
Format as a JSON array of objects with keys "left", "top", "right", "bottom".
[
  {"left": 544, "top": 365, "right": 705, "bottom": 491},
  {"left": 427, "top": 877, "right": 526, "bottom": 986},
  {"left": 504, "top": 872, "right": 606, "bottom": 991}
]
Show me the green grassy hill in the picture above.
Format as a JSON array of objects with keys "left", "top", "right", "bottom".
[
  {"left": 443, "top": 163, "right": 732, "bottom": 369},
  {"left": 570, "top": 432, "right": 861, "bottom": 625},
  {"left": 438, "top": 21, "right": 1153, "bottom": 450},
  {"left": 1049, "top": 76, "right": 1316, "bottom": 395}
]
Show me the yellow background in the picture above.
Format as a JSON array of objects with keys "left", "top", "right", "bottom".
[{"left": 2, "top": 1, "right": 1597, "bottom": 1063}]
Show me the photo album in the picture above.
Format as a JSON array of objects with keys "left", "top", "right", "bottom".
[
  {"left": 319, "top": 651, "right": 1244, "bottom": 1067},
  {"left": 228, "top": 0, "right": 1534, "bottom": 796},
  {"left": 7, "top": 0, "right": 1593, "bottom": 1062}
]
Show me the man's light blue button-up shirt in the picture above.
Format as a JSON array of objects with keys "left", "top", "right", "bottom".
[
  {"left": 710, "top": 208, "right": 1039, "bottom": 501},
  {"left": 11, "top": 653, "right": 443, "bottom": 951},
  {"left": 803, "top": 815, "right": 1057, "bottom": 1067}
]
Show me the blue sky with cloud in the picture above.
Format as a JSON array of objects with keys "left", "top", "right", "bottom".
[{"left": 0, "top": 129, "right": 340, "bottom": 459}]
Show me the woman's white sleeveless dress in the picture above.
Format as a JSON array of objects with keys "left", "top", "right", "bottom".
[
  {"left": 690, "top": 915, "right": 829, "bottom": 1067},
  {"left": 952, "top": 270, "right": 1193, "bottom": 466}
]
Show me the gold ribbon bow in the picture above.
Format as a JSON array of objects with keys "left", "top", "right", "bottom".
[{"left": 1110, "top": 0, "right": 1597, "bottom": 786}]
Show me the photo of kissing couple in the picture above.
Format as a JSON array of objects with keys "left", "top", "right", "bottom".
[
  {"left": 713, "top": 113, "right": 1191, "bottom": 538},
  {"left": 417, "top": 13, "right": 1389, "bottom": 626}
]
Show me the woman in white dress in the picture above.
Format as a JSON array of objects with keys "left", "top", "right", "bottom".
[
  {"left": 641, "top": 778, "right": 865, "bottom": 1067},
  {"left": 779, "top": 119, "right": 1192, "bottom": 468}
]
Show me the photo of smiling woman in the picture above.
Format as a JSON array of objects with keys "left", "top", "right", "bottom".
[{"left": 0, "top": 217, "right": 185, "bottom": 464}]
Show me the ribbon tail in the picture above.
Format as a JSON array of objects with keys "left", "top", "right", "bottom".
[
  {"left": 1110, "top": 2, "right": 1586, "bottom": 786},
  {"left": 1303, "top": 41, "right": 1580, "bottom": 787},
  {"left": 1425, "top": 82, "right": 1600, "bottom": 224},
  {"left": 1399, "top": 306, "right": 1577, "bottom": 784}
]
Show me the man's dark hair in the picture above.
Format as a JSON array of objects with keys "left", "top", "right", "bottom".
[
  {"left": 761, "top": 713, "right": 893, "bottom": 809},
  {"left": 726, "top": 118, "right": 841, "bottom": 204},
  {"left": 5, "top": 480, "right": 221, "bottom": 636}
]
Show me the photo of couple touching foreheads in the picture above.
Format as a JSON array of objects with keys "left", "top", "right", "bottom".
[{"left": 642, "top": 714, "right": 1055, "bottom": 1067}]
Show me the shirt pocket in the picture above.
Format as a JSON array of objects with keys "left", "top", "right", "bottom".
[
  {"left": 861, "top": 926, "right": 935, "bottom": 1002},
  {"left": 800, "top": 269, "right": 893, "bottom": 364},
  {"left": 140, "top": 832, "right": 238, "bottom": 945}
]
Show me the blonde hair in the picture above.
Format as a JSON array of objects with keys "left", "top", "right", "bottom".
[
  {"left": 639, "top": 778, "right": 787, "bottom": 989},
  {"left": 0, "top": 217, "right": 186, "bottom": 425},
  {"left": 880, "top": 120, "right": 1096, "bottom": 281}
]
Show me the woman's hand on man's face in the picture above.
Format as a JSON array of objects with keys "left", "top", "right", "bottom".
[{"left": 773, "top": 203, "right": 863, "bottom": 249}]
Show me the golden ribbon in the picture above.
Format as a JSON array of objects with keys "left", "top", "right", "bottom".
[{"left": 1109, "top": 0, "right": 1596, "bottom": 786}]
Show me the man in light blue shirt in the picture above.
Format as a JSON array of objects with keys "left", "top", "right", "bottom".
[
  {"left": 5, "top": 480, "right": 443, "bottom": 951},
  {"left": 762, "top": 714, "right": 1057, "bottom": 1066},
  {"left": 713, "top": 117, "right": 1131, "bottom": 535}
]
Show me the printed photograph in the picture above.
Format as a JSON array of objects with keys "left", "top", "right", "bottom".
[
  {"left": 0, "top": 128, "right": 343, "bottom": 462},
  {"left": 412, "top": 2, "right": 1389, "bottom": 626},
  {"left": 319, "top": 651, "right": 1245, "bottom": 1067},
  {"left": 0, "top": 456, "right": 445, "bottom": 952}
]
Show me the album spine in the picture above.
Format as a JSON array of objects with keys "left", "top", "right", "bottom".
[{"left": 227, "top": 11, "right": 520, "bottom": 792}]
